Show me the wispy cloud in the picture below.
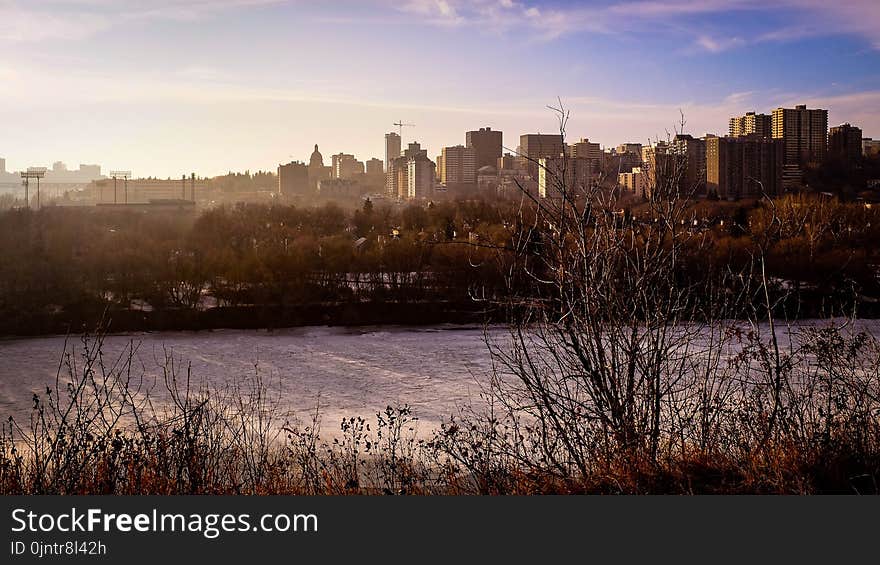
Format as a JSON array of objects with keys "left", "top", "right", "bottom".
[
  {"left": 0, "top": 0, "right": 285, "bottom": 43},
  {"left": 694, "top": 35, "right": 747, "bottom": 53},
  {"left": 3, "top": 0, "right": 878, "bottom": 52},
  {"left": 387, "top": 0, "right": 880, "bottom": 51}
]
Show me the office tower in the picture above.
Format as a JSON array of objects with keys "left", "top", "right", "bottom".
[
  {"left": 829, "top": 123, "right": 863, "bottom": 163},
  {"left": 864, "top": 138, "right": 880, "bottom": 158},
  {"left": 440, "top": 145, "right": 476, "bottom": 186},
  {"left": 277, "top": 161, "right": 310, "bottom": 195},
  {"left": 706, "top": 135, "right": 784, "bottom": 200},
  {"left": 772, "top": 104, "right": 828, "bottom": 189},
  {"left": 406, "top": 155, "right": 434, "bottom": 199},
  {"left": 671, "top": 134, "right": 707, "bottom": 194},
  {"left": 0, "top": 157, "right": 5, "bottom": 174},
  {"left": 366, "top": 158, "right": 384, "bottom": 176},
  {"left": 466, "top": 127, "right": 503, "bottom": 169},
  {"left": 385, "top": 133, "right": 401, "bottom": 173},
  {"left": 729, "top": 112, "right": 772, "bottom": 138},
  {"left": 519, "top": 134, "right": 565, "bottom": 180},
  {"left": 537, "top": 156, "right": 595, "bottom": 199}
]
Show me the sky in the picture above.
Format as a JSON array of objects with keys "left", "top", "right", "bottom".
[{"left": 1, "top": 0, "right": 879, "bottom": 178}]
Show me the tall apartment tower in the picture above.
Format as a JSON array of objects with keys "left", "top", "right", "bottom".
[
  {"left": 829, "top": 123, "right": 863, "bottom": 163},
  {"left": 671, "top": 134, "right": 707, "bottom": 194},
  {"left": 570, "top": 139, "right": 604, "bottom": 162},
  {"left": 729, "top": 112, "right": 772, "bottom": 138},
  {"left": 706, "top": 135, "right": 784, "bottom": 200},
  {"left": 407, "top": 156, "right": 435, "bottom": 199},
  {"left": 384, "top": 133, "right": 401, "bottom": 174},
  {"left": 365, "top": 158, "right": 384, "bottom": 176},
  {"left": 384, "top": 132, "right": 402, "bottom": 196},
  {"left": 864, "top": 138, "right": 880, "bottom": 158},
  {"left": 615, "top": 143, "right": 643, "bottom": 173},
  {"left": 440, "top": 145, "right": 476, "bottom": 186},
  {"left": 537, "top": 156, "right": 595, "bottom": 199},
  {"left": 519, "top": 134, "right": 565, "bottom": 180},
  {"left": 772, "top": 104, "right": 828, "bottom": 189},
  {"left": 466, "top": 127, "right": 503, "bottom": 170},
  {"left": 331, "top": 153, "right": 364, "bottom": 179},
  {"left": 387, "top": 142, "right": 428, "bottom": 198}
]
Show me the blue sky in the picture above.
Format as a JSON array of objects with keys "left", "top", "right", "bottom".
[{"left": 1, "top": 0, "right": 878, "bottom": 177}]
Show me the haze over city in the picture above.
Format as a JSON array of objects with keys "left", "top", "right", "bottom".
[{"left": 1, "top": 0, "right": 879, "bottom": 178}]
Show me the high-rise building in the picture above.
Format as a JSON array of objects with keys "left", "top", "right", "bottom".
[
  {"left": 616, "top": 143, "right": 643, "bottom": 156},
  {"left": 519, "top": 134, "right": 565, "bottom": 180},
  {"left": 640, "top": 142, "right": 673, "bottom": 198},
  {"left": 618, "top": 167, "right": 647, "bottom": 198},
  {"left": 772, "top": 104, "right": 828, "bottom": 189},
  {"left": 706, "top": 135, "right": 784, "bottom": 200},
  {"left": 537, "top": 156, "right": 595, "bottom": 199},
  {"left": 729, "top": 112, "right": 772, "bottom": 138},
  {"left": 440, "top": 145, "right": 476, "bottom": 186},
  {"left": 671, "top": 134, "right": 707, "bottom": 194},
  {"left": 569, "top": 138, "right": 605, "bottom": 178},
  {"left": 570, "top": 138, "right": 603, "bottom": 161},
  {"left": 331, "top": 153, "right": 364, "bottom": 179},
  {"left": 407, "top": 156, "right": 435, "bottom": 199},
  {"left": 366, "top": 158, "right": 384, "bottom": 176},
  {"left": 614, "top": 143, "right": 642, "bottom": 173},
  {"left": 277, "top": 161, "right": 309, "bottom": 195},
  {"left": 0, "top": 157, "right": 5, "bottom": 174},
  {"left": 864, "top": 138, "right": 880, "bottom": 158},
  {"left": 466, "top": 127, "right": 503, "bottom": 170},
  {"left": 385, "top": 133, "right": 401, "bottom": 174},
  {"left": 387, "top": 142, "right": 428, "bottom": 198},
  {"left": 829, "top": 123, "right": 863, "bottom": 163}
]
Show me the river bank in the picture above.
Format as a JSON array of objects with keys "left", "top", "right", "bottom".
[{"left": 1, "top": 300, "right": 500, "bottom": 338}]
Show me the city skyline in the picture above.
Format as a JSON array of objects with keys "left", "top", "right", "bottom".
[{"left": 1, "top": 1, "right": 879, "bottom": 178}]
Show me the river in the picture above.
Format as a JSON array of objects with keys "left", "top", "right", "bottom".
[
  {"left": 0, "top": 325, "right": 497, "bottom": 435},
  {"left": 2, "top": 320, "right": 877, "bottom": 438}
]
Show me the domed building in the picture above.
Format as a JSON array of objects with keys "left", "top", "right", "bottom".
[
  {"left": 308, "top": 144, "right": 331, "bottom": 189},
  {"left": 309, "top": 144, "right": 324, "bottom": 168}
]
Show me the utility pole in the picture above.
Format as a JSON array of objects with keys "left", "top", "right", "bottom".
[
  {"left": 20, "top": 167, "right": 47, "bottom": 210},
  {"left": 110, "top": 171, "right": 132, "bottom": 204}
]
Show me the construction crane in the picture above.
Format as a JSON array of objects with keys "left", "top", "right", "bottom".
[{"left": 393, "top": 120, "right": 415, "bottom": 138}]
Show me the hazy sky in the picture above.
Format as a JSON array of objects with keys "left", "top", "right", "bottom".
[{"left": 1, "top": 0, "right": 879, "bottom": 178}]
